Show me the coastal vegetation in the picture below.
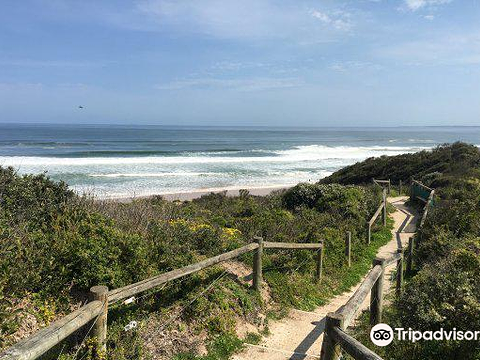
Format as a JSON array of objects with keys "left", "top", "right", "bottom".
[
  {"left": 0, "top": 165, "right": 392, "bottom": 359},
  {"left": 324, "top": 142, "right": 480, "bottom": 360}
]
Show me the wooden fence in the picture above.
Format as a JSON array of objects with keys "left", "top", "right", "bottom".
[
  {"left": 319, "top": 180, "right": 435, "bottom": 360},
  {"left": 0, "top": 239, "right": 323, "bottom": 360},
  {"left": 373, "top": 179, "right": 391, "bottom": 194}
]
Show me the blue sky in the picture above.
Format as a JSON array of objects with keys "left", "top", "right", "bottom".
[{"left": 1, "top": 0, "right": 479, "bottom": 126}]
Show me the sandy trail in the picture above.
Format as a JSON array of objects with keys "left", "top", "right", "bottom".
[{"left": 232, "top": 196, "right": 417, "bottom": 360}]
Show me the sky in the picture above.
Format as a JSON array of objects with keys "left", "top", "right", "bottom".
[{"left": 0, "top": 0, "right": 480, "bottom": 127}]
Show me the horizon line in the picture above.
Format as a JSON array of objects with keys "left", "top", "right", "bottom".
[{"left": 1, "top": 122, "right": 479, "bottom": 129}]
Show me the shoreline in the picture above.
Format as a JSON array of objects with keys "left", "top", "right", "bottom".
[{"left": 106, "top": 184, "right": 292, "bottom": 203}]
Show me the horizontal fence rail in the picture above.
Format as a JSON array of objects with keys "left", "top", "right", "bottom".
[
  {"left": 108, "top": 242, "right": 259, "bottom": 304},
  {"left": 0, "top": 301, "right": 104, "bottom": 360},
  {"left": 337, "top": 264, "right": 383, "bottom": 328},
  {"left": 419, "top": 189, "right": 435, "bottom": 229},
  {"left": 263, "top": 242, "right": 323, "bottom": 250}
]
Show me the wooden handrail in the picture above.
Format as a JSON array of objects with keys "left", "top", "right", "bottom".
[
  {"left": 0, "top": 301, "right": 104, "bottom": 360},
  {"left": 337, "top": 265, "right": 383, "bottom": 327},
  {"left": 108, "top": 242, "right": 259, "bottom": 303},
  {"left": 368, "top": 203, "right": 384, "bottom": 226},
  {"left": 383, "top": 252, "right": 402, "bottom": 267},
  {"left": 263, "top": 241, "right": 323, "bottom": 249},
  {"left": 329, "top": 326, "right": 383, "bottom": 360},
  {"left": 367, "top": 193, "right": 387, "bottom": 244},
  {"left": 419, "top": 190, "right": 434, "bottom": 229}
]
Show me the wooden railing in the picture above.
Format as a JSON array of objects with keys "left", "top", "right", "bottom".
[
  {"left": 319, "top": 180, "right": 435, "bottom": 360},
  {"left": 373, "top": 179, "right": 391, "bottom": 194},
  {"left": 367, "top": 188, "right": 387, "bottom": 244},
  {"left": 406, "top": 179, "right": 434, "bottom": 273},
  {"left": 0, "top": 238, "right": 323, "bottom": 360},
  {"left": 320, "top": 252, "right": 404, "bottom": 360}
]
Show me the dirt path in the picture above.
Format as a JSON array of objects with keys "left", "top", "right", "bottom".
[{"left": 232, "top": 196, "right": 417, "bottom": 360}]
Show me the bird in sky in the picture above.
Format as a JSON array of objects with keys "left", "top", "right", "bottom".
[{"left": 78, "top": 105, "right": 84, "bottom": 109}]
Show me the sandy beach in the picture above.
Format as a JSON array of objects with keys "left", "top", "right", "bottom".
[{"left": 112, "top": 185, "right": 290, "bottom": 202}]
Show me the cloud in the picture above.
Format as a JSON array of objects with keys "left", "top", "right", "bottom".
[
  {"left": 404, "top": 0, "right": 452, "bottom": 11},
  {"left": 155, "top": 76, "right": 304, "bottom": 91},
  {"left": 310, "top": 9, "right": 353, "bottom": 31},
  {"left": 329, "top": 61, "right": 382, "bottom": 72},
  {"left": 127, "top": 0, "right": 356, "bottom": 41}
]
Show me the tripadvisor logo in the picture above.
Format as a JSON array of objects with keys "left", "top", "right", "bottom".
[
  {"left": 370, "top": 324, "right": 393, "bottom": 346},
  {"left": 370, "top": 323, "right": 480, "bottom": 346}
]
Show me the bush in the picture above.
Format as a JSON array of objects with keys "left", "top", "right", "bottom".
[
  {"left": 321, "top": 142, "right": 480, "bottom": 186},
  {"left": 282, "top": 183, "right": 379, "bottom": 222}
]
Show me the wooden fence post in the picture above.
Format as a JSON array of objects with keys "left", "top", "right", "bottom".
[
  {"left": 316, "top": 245, "right": 324, "bottom": 283},
  {"left": 382, "top": 189, "right": 387, "bottom": 227},
  {"left": 345, "top": 232, "right": 351, "bottom": 267},
  {"left": 388, "top": 180, "right": 391, "bottom": 195},
  {"left": 253, "top": 236, "right": 263, "bottom": 291},
  {"left": 396, "top": 249, "right": 404, "bottom": 296},
  {"left": 370, "top": 258, "right": 385, "bottom": 325},
  {"left": 406, "top": 237, "right": 414, "bottom": 274},
  {"left": 89, "top": 285, "right": 108, "bottom": 354},
  {"left": 399, "top": 180, "right": 402, "bottom": 195},
  {"left": 320, "top": 312, "right": 345, "bottom": 360}
]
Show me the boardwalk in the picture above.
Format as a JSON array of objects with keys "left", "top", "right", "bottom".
[{"left": 232, "top": 196, "right": 417, "bottom": 360}]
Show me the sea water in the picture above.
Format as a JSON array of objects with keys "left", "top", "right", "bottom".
[{"left": 0, "top": 124, "right": 478, "bottom": 198}]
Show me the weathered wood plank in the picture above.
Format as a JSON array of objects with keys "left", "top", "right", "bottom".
[
  {"left": 263, "top": 242, "right": 323, "bottom": 249},
  {"left": 419, "top": 190, "right": 434, "bottom": 228},
  {"left": 252, "top": 237, "right": 263, "bottom": 291},
  {"left": 108, "top": 242, "right": 259, "bottom": 303},
  {"left": 320, "top": 313, "right": 345, "bottom": 360},
  {"left": 316, "top": 247, "right": 324, "bottom": 283},
  {"left": 383, "top": 252, "right": 401, "bottom": 267},
  {"left": 373, "top": 179, "right": 390, "bottom": 184},
  {"left": 329, "top": 326, "right": 384, "bottom": 360},
  {"left": 337, "top": 265, "right": 383, "bottom": 327},
  {"left": 90, "top": 286, "right": 108, "bottom": 353},
  {"left": 0, "top": 301, "right": 103, "bottom": 360},
  {"left": 412, "top": 179, "right": 433, "bottom": 192},
  {"left": 370, "top": 258, "right": 385, "bottom": 325},
  {"left": 368, "top": 203, "right": 384, "bottom": 226}
]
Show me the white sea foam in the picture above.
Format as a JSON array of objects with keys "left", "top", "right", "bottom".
[
  {"left": 0, "top": 145, "right": 427, "bottom": 167},
  {"left": 89, "top": 172, "right": 218, "bottom": 178}
]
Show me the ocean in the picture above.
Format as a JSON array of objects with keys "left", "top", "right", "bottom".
[{"left": 0, "top": 124, "right": 479, "bottom": 198}]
